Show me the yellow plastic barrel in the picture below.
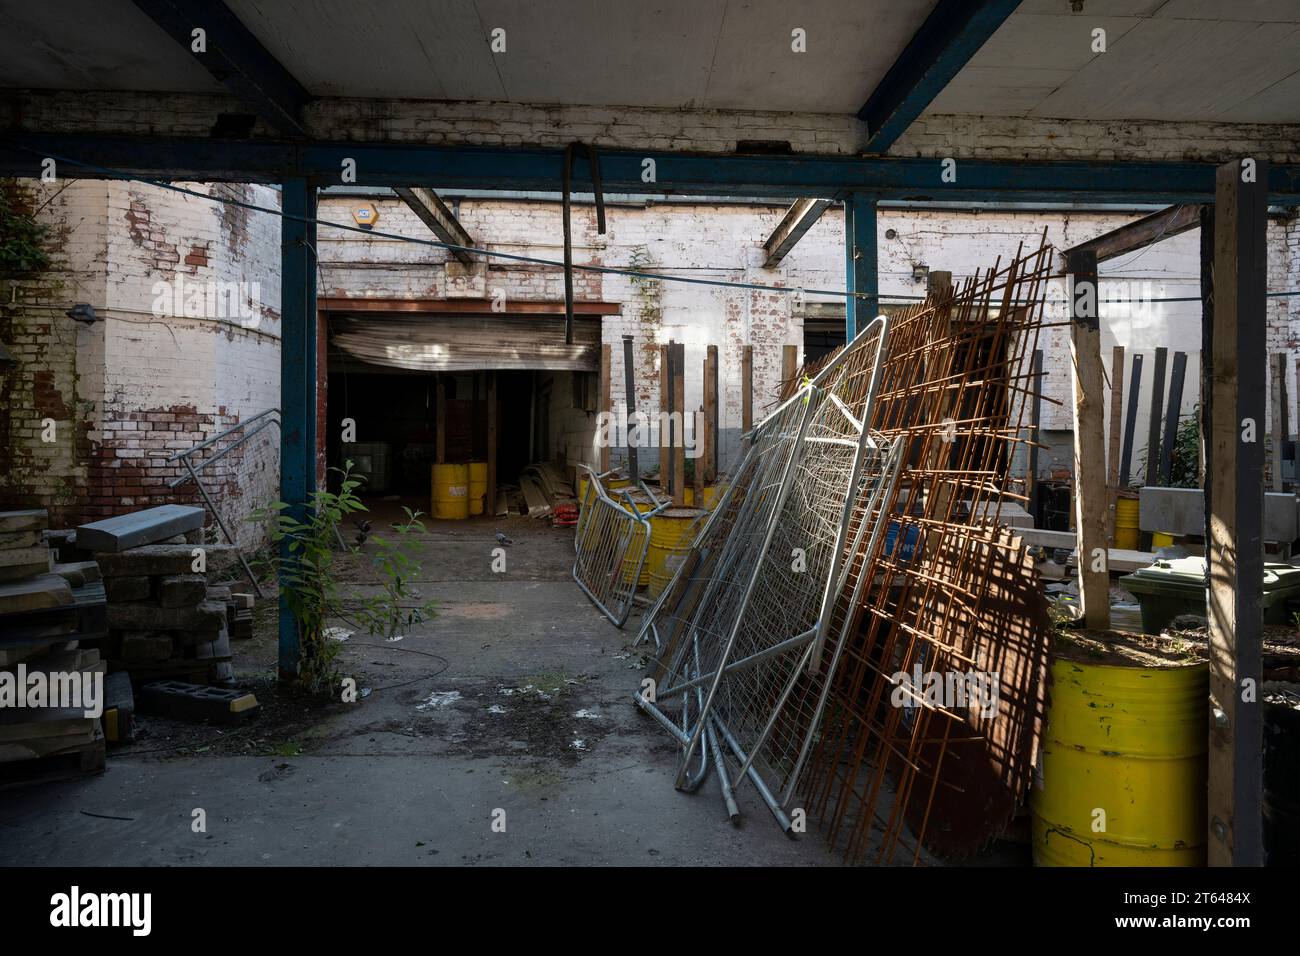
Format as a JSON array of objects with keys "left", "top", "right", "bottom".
[
  {"left": 1031, "top": 654, "right": 1208, "bottom": 866},
  {"left": 467, "top": 461, "right": 488, "bottom": 516},
  {"left": 647, "top": 507, "right": 702, "bottom": 597},
  {"left": 1114, "top": 496, "right": 1140, "bottom": 550},
  {"left": 431, "top": 463, "right": 469, "bottom": 520},
  {"left": 1152, "top": 531, "right": 1175, "bottom": 548}
]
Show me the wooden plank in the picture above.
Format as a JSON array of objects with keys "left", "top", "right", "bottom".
[
  {"left": 486, "top": 371, "right": 497, "bottom": 513},
  {"left": 1206, "top": 158, "right": 1266, "bottom": 867},
  {"left": 1065, "top": 203, "right": 1204, "bottom": 263},
  {"left": 1119, "top": 353, "right": 1143, "bottom": 488},
  {"left": 1145, "top": 348, "right": 1168, "bottom": 487},
  {"left": 435, "top": 374, "right": 446, "bottom": 465},
  {"left": 0, "top": 574, "right": 73, "bottom": 616},
  {"left": 75, "top": 504, "right": 205, "bottom": 554},
  {"left": 1271, "top": 352, "right": 1285, "bottom": 491},
  {"left": 1066, "top": 248, "right": 1110, "bottom": 630},
  {"left": 599, "top": 343, "right": 612, "bottom": 473},
  {"left": 672, "top": 342, "right": 686, "bottom": 507},
  {"left": 1158, "top": 351, "right": 1188, "bottom": 485},
  {"left": 742, "top": 344, "right": 754, "bottom": 435},
  {"left": 1108, "top": 346, "right": 1124, "bottom": 487}
]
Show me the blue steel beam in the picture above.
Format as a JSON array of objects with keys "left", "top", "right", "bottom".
[
  {"left": 3, "top": 134, "right": 1300, "bottom": 204},
  {"left": 844, "top": 194, "right": 879, "bottom": 340},
  {"left": 762, "top": 0, "right": 1021, "bottom": 261},
  {"left": 859, "top": 0, "right": 1022, "bottom": 153},
  {"left": 130, "top": 0, "right": 311, "bottom": 137},
  {"left": 278, "top": 178, "right": 317, "bottom": 682}
]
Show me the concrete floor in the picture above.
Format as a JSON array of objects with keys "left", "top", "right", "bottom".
[{"left": 0, "top": 510, "right": 843, "bottom": 867}]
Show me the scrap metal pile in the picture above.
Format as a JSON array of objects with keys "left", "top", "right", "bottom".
[{"left": 633, "top": 241, "right": 1056, "bottom": 864}]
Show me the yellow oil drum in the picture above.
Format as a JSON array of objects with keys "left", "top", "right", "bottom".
[
  {"left": 1114, "top": 496, "right": 1140, "bottom": 550},
  {"left": 646, "top": 507, "right": 703, "bottom": 597},
  {"left": 467, "top": 461, "right": 488, "bottom": 516},
  {"left": 431, "top": 463, "right": 469, "bottom": 520},
  {"left": 1152, "top": 531, "right": 1175, "bottom": 548},
  {"left": 682, "top": 486, "right": 721, "bottom": 509},
  {"left": 619, "top": 522, "right": 650, "bottom": 587},
  {"left": 578, "top": 474, "right": 629, "bottom": 509},
  {"left": 1031, "top": 653, "right": 1208, "bottom": 866}
]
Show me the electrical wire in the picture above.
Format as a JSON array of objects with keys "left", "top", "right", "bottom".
[{"left": 12, "top": 141, "right": 1300, "bottom": 304}]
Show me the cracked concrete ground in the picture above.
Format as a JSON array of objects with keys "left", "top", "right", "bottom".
[{"left": 0, "top": 510, "right": 845, "bottom": 867}]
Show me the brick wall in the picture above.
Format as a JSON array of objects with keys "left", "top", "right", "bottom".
[
  {"left": 324, "top": 194, "right": 1294, "bottom": 478},
  {"left": 0, "top": 179, "right": 281, "bottom": 545},
  {"left": 12, "top": 92, "right": 1300, "bottom": 165}
]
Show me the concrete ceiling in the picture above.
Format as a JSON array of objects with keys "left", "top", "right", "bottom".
[
  {"left": 933, "top": 0, "right": 1300, "bottom": 122},
  {"left": 0, "top": 0, "right": 221, "bottom": 93},
  {"left": 0, "top": 0, "right": 1297, "bottom": 125},
  {"left": 0, "top": 0, "right": 934, "bottom": 113}
]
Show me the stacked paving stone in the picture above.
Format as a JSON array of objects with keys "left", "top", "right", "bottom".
[
  {"left": 0, "top": 509, "right": 108, "bottom": 782},
  {"left": 79, "top": 506, "right": 238, "bottom": 687}
]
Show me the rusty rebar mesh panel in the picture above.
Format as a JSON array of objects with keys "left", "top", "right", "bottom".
[{"left": 798, "top": 240, "right": 1055, "bottom": 864}]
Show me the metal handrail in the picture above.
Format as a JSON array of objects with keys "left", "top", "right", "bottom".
[{"left": 165, "top": 408, "right": 282, "bottom": 598}]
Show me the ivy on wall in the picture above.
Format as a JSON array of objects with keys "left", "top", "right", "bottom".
[{"left": 0, "top": 179, "right": 51, "bottom": 276}]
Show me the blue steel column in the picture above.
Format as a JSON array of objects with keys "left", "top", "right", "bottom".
[
  {"left": 844, "top": 193, "right": 879, "bottom": 342},
  {"left": 279, "top": 178, "right": 318, "bottom": 681}
]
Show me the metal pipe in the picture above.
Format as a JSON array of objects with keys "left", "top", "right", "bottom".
[
  {"left": 184, "top": 457, "right": 265, "bottom": 599},
  {"left": 164, "top": 407, "right": 279, "bottom": 463},
  {"left": 713, "top": 714, "right": 793, "bottom": 834}
]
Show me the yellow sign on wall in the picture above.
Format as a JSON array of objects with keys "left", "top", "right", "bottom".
[{"left": 352, "top": 203, "right": 378, "bottom": 227}]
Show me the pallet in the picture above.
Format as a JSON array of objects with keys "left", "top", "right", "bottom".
[{"left": 0, "top": 725, "right": 106, "bottom": 791}]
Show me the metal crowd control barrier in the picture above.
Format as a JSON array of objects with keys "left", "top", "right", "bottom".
[
  {"left": 631, "top": 314, "right": 903, "bottom": 823},
  {"left": 573, "top": 467, "right": 670, "bottom": 628}
]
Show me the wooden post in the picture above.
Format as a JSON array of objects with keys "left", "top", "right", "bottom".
[
  {"left": 782, "top": 344, "right": 798, "bottom": 395},
  {"left": 742, "top": 344, "right": 754, "bottom": 435},
  {"left": 1108, "top": 346, "right": 1125, "bottom": 487},
  {"left": 1027, "top": 349, "right": 1043, "bottom": 520},
  {"left": 1140, "top": 347, "right": 1168, "bottom": 551},
  {"left": 486, "top": 371, "right": 497, "bottom": 516},
  {"left": 599, "top": 343, "right": 612, "bottom": 473},
  {"left": 660, "top": 343, "right": 670, "bottom": 490},
  {"left": 922, "top": 270, "right": 956, "bottom": 558},
  {"left": 435, "top": 373, "right": 446, "bottom": 465},
  {"left": 706, "top": 344, "right": 719, "bottom": 481},
  {"left": 1067, "top": 248, "right": 1109, "bottom": 630},
  {"left": 672, "top": 342, "right": 686, "bottom": 506},
  {"left": 1106, "top": 346, "right": 1125, "bottom": 542},
  {"left": 1205, "top": 158, "right": 1265, "bottom": 867},
  {"left": 1270, "top": 353, "right": 1285, "bottom": 491},
  {"left": 622, "top": 335, "right": 639, "bottom": 482}
]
